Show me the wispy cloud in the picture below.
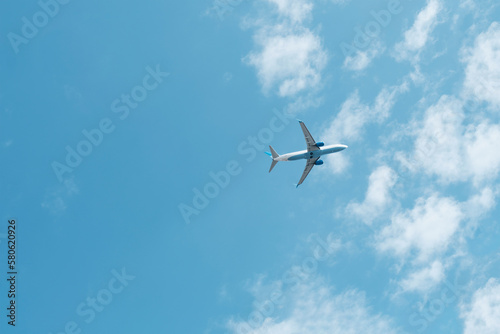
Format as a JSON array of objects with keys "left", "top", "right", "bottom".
[
  {"left": 371, "top": 185, "right": 497, "bottom": 295},
  {"left": 321, "top": 82, "right": 409, "bottom": 174},
  {"left": 347, "top": 165, "right": 398, "bottom": 225},
  {"left": 331, "top": 0, "right": 351, "bottom": 5},
  {"left": 343, "top": 40, "right": 385, "bottom": 72},
  {"left": 227, "top": 276, "right": 399, "bottom": 334},
  {"left": 399, "top": 260, "right": 445, "bottom": 293},
  {"left": 267, "top": 0, "right": 313, "bottom": 24},
  {"left": 394, "top": 0, "right": 442, "bottom": 62}
]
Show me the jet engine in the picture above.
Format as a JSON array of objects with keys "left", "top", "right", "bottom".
[
  {"left": 315, "top": 142, "right": 324, "bottom": 147},
  {"left": 315, "top": 159, "right": 324, "bottom": 165}
]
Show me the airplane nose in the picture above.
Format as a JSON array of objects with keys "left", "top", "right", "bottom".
[{"left": 342, "top": 145, "right": 348, "bottom": 150}]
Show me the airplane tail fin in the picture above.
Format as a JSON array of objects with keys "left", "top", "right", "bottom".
[
  {"left": 269, "top": 145, "right": 279, "bottom": 159},
  {"left": 268, "top": 145, "right": 279, "bottom": 173}
]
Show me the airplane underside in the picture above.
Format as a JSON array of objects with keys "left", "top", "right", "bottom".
[{"left": 266, "top": 120, "right": 347, "bottom": 187}]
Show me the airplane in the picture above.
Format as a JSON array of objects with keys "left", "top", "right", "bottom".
[{"left": 265, "top": 120, "right": 347, "bottom": 187}]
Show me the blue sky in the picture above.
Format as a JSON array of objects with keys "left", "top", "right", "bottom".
[{"left": 1, "top": 0, "right": 500, "bottom": 333}]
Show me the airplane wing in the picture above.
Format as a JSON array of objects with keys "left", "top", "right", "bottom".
[
  {"left": 296, "top": 157, "right": 319, "bottom": 187},
  {"left": 298, "top": 120, "right": 319, "bottom": 151}
]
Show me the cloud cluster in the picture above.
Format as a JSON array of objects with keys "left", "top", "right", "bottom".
[
  {"left": 372, "top": 189, "right": 497, "bottom": 294},
  {"left": 376, "top": 194, "right": 463, "bottom": 263},
  {"left": 246, "top": 29, "right": 327, "bottom": 97},
  {"left": 397, "top": 95, "right": 500, "bottom": 185},
  {"left": 321, "top": 82, "right": 408, "bottom": 174},
  {"left": 244, "top": 0, "right": 327, "bottom": 111},
  {"left": 230, "top": 3, "right": 500, "bottom": 332}
]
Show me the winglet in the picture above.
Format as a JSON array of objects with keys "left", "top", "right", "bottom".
[
  {"left": 297, "top": 119, "right": 303, "bottom": 123},
  {"left": 265, "top": 151, "right": 272, "bottom": 157},
  {"left": 295, "top": 183, "right": 300, "bottom": 188}
]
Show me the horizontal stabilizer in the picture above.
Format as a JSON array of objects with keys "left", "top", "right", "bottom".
[{"left": 269, "top": 160, "right": 278, "bottom": 173}]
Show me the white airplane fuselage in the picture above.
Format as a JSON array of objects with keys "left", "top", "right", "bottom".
[
  {"left": 267, "top": 120, "right": 348, "bottom": 186},
  {"left": 274, "top": 144, "right": 348, "bottom": 162}
]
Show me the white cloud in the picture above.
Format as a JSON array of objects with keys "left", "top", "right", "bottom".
[
  {"left": 463, "top": 187, "right": 497, "bottom": 221},
  {"left": 267, "top": 0, "right": 313, "bottom": 24},
  {"left": 373, "top": 183, "right": 497, "bottom": 295},
  {"left": 323, "top": 91, "right": 370, "bottom": 142},
  {"left": 323, "top": 84, "right": 407, "bottom": 143},
  {"left": 464, "top": 122, "right": 500, "bottom": 182},
  {"left": 398, "top": 95, "right": 500, "bottom": 185},
  {"left": 324, "top": 151, "right": 350, "bottom": 175},
  {"left": 394, "top": 0, "right": 442, "bottom": 61},
  {"left": 460, "top": 0, "right": 476, "bottom": 11},
  {"left": 343, "top": 41, "right": 385, "bottom": 72},
  {"left": 321, "top": 82, "right": 408, "bottom": 174},
  {"left": 246, "top": 30, "right": 327, "bottom": 97},
  {"left": 459, "top": 187, "right": 498, "bottom": 240},
  {"left": 244, "top": 0, "right": 327, "bottom": 110},
  {"left": 462, "top": 22, "right": 500, "bottom": 109},
  {"left": 402, "top": 95, "right": 464, "bottom": 181},
  {"left": 461, "top": 278, "right": 500, "bottom": 334},
  {"left": 399, "top": 260, "right": 445, "bottom": 293},
  {"left": 227, "top": 277, "right": 399, "bottom": 334},
  {"left": 347, "top": 166, "right": 398, "bottom": 225},
  {"left": 371, "top": 183, "right": 497, "bottom": 295},
  {"left": 376, "top": 194, "right": 463, "bottom": 263}
]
